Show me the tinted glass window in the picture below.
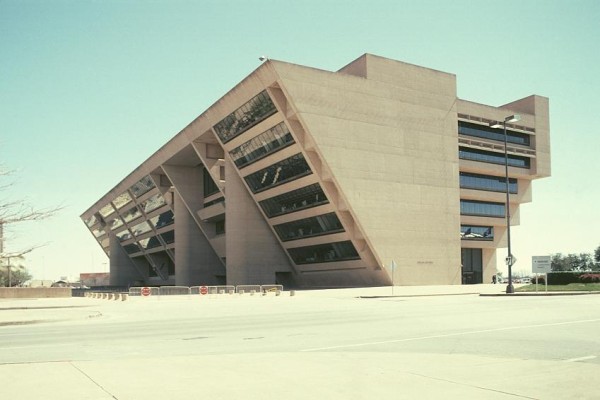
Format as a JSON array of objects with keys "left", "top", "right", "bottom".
[
  {"left": 140, "top": 193, "right": 166, "bottom": 214},
  {"left": 458, "top": 121, "right": 530, "bottom": 146},
  {"left": 130, "top": 176, "right": 155, "bottom": 198},
  {"left": 160, "top": 230, "right": 175, "bottom": 244},
  {"left": 122, "top": 205, "right": 142, "bottom": 223},
  {"left": 244, "top": 153, "right": 312, "bottom": 193},
  {"left": 92, "top": 228, "right": 105, "bottom": 238},
  {"left": 215, "top": 220, "right": 225, "bottom": 235},
  {"left": 152, "top": 210, "right": 174, "bottom": 230},
  {"left": 287, "top": 241, "right": 360, "bottom": 265},
  {"left": 116, "top": 229, "right": 132, "bottom": 242},
  {"left": 123, "top": 243, "right": 140, "bottom": 254},
  {"left": 131, "top": 221, "right": 152, "bottom": 237},
  {"left": 461, "top": 225, "right": 494, "bottom": 240},
  {"left": 460, "top": 172, "right": 517, "bottom": 193},
  {"left": 203, "top": 168, "right": 220, "bottom": 198},
  {"left": 139, "top": 236, "right": 162, "bottom": 250},
  {"left": 460, "top": 200, "right": 505, "bottom": 218},
  {"left": 84, "top": 215, "right": 98, "bottom": 228},
  {"left": 112, "top": 192, "right": 132, "bottom": 210},
  {"left": 99, "top": 204, "right": 115, "bottom": 218},
  {"left": 260, "top": 183, "right": 329, "bottom": 218},
  {"left": 274, "top": 213, "right": 344, "bottom": 242},
  {"left": 459, "top": 147, "right": 530, "bottom": 168},
  {"left": 230, "top": 122, "right": 294, "bottom": 168},
  {"left": 108, "top": 216, "right": 124, "bottom": 231},
  {"left": 213, "top": 91, "right": 277, "bottom": 143}
]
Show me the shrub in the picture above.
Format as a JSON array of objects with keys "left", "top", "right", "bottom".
[
  {"left": 547, "top": 272, "right": 585, "bottom": 285},
  {"left": 579, "top": 273, "right": 600, "bottom": 283}
]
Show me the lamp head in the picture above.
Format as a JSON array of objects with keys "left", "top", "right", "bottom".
[{"left": 505, "top": 114, "right": 521, "bottom": 123}]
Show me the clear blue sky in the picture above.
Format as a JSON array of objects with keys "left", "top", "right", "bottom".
[{"left": 1, "top": 0, "right": 599, "bottom": 280}]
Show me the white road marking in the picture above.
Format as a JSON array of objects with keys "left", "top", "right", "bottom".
[
  {"left": 301, "top": 318, "right": 600, "bottom": 352},
  {"left": 564, "top": 355, "right": 596, "bottom": 363}
]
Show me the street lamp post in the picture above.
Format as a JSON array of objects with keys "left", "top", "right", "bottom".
[{"left": 490, "top": 114, "right": 520, "bottom": 294}]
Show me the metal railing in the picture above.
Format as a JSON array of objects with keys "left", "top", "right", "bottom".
[{"left": 127, "top": 284, "right": 284, "bottom": 297}]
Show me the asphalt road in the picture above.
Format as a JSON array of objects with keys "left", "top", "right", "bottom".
[{"left": 1, "top": 291, "right": 599, "bottom": 399}]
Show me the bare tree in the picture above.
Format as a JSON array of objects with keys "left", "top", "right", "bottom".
[{"left": 0, "top": 168, "right": 62, "bottom": 286}]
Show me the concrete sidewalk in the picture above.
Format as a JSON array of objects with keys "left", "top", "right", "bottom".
[
  {"left": 2, "top": 352, "right": 598, "bottom": 399},
  {"left": 1, "top": 285, "right": 599, "bottom": 399}
]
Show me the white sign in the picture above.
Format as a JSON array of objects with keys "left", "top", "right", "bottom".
[{"left": 532, "top": 256, "right": 551, "bottom": 273}]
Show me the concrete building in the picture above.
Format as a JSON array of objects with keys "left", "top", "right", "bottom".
[{"left": 81, "top": 54, "right": 550, "bottom": 288}]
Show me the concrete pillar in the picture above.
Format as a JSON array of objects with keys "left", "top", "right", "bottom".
[
  {"left": 163, "top": 165, "right": 225, "bottom": 286},
  {"left": 109, "top": 233, "right": 143, "bottom": 286},
  {"left": 225, "top": 159, "right": 293, "bottom": 285}
]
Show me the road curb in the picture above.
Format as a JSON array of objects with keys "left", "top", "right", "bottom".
[{"left": 480, "top": 291, "right": 600, "bottom": 297}]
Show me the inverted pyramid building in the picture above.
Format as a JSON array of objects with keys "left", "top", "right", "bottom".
[{"left": 82, "top": 54, "right": 550, "bottom": 288}]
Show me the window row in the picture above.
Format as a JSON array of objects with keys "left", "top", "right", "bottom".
[
  {"left": 213, "top": 91, "right": 277, "bottom": 143},
  {"left": 459, "top": 147, "right": 530, "bottom": 168},
  {"left": 115, "top": 210, "right": 174, "bottom": 242},
  {"left": 460, "top": 200, "right": 505, "bottom": 218},
  {"left": 90, "top": 176, "right": 157, "bottom": 228},
  {"left": 460, "top": 172, "right": 517, "bottom": 193},
  {"left": 244, "top": 153, "right": 312, "bottom": 193},
  {"left": 259, "top": 183, "right": 329, "bottom": 218},
  {"left": 130, "top": 176, "right": 156, "bottom": 198},
  {"left": 458, "top": 121, "right": 530, "bottom": 146},
  {"left": 287, "top": 240, "right": 360, "bottom": 265},
  {"left": 122, "top": 230, "right": 174, "bottom": 255},
  {"left": 115, "top": 193, "right": 166, "bottom": 227},
  {"left": 274, "top": 212, "right": 344, "bottom": 242},
  {"left": 230, "top": 122, "right": 294, "bottom": 169},
  {"left": 461, "top": 225, "right": 494, "bottom": 240}
]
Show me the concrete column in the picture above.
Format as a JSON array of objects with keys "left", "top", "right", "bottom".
[
  {"left": 109, "top": 234, "right": 143, "bottom": 286},
  {"left": 225, "top": 159, "right": 293, "bottom": 285},
  {"left": 165, "top": 166, "right": 224, "bottom": 286}
]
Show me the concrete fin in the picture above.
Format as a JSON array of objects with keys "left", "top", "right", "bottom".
[{"left": 225, "top": 159, "right": 295, "bottom": 286}]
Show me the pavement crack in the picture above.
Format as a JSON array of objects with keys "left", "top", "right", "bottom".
[
  {"left": 405, "top": 371, "right": 539, "bottom": 399},
  {"left": 182, "top": 336, "right": 210, "bottom": 341},
  {"left": 70, "top": 362, "right": 119, "bottom": 399}
]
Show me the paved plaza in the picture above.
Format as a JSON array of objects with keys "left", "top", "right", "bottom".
[{"left": 1, "top": 285, "right": 599, "bottom": 399}]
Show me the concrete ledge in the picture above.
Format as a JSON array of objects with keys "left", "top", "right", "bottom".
[{"left": 0, "top": 288, "right": 72, "bottom": 299}]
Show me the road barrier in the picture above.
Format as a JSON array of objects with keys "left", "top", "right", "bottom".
[
  {"left": 237, "top": 285, "right": 261, "bottom": 295},
  {"left": 129, "top": 287, "right": 160, "bottom": 296},
  {"left": 114, "top": 285, "right": 290, "bottom": 299},
  {"left": 190, "top": 285, "right": 235, "bottom": 295},
  {"left": 159, "top": 286, "right": 190, "bottom": 296}
]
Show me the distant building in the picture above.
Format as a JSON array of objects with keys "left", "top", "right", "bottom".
[
  {"left": 28, "top": 280, "right": 54, "bottom": 288},
  {"left": 81, "top": 54, "right": 550, "bottom": 288},
  {"left": 80, "top": 273, "right": 110, "bottom": 287}
]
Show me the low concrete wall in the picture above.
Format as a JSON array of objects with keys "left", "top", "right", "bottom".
[{"left": 0, "top": 288, "right": 72, "bottom": 298}]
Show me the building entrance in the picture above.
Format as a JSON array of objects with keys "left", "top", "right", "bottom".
[{"left": 461, "top": 248, "right": 483, "bottom": 284}]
